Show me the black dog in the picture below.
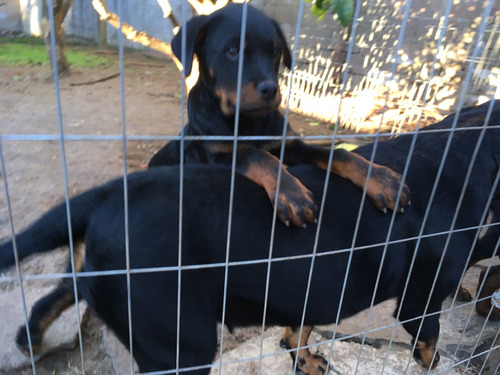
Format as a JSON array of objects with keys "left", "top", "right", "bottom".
[
  {"left": 1, "top": 100, "right": 498, "bottom": 374},
  {"left": 149, "top": 3, "right": 409, "bottom": 228}
]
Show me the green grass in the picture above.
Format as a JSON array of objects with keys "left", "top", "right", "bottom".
[{"left": 0, "top": 36, "right": 115, "bottom": 68}]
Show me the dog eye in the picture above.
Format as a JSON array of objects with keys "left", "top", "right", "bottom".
[
  {"left": 226, "top": 46, "right": 240, "bottom": 58},
  {"left": 273, "top": 48, "right": 282, "bottom": 57}
]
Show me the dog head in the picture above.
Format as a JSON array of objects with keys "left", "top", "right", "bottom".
[{"left": 171, "top": 4, "right": 292, "bottom": 116}]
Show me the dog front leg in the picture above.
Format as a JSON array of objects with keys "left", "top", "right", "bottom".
[
  {"left": 283, "top": 142, "right": 409, "bottom": 213},
  {"left": 209, "top": 144, "right": 317, "bottom": 227}
]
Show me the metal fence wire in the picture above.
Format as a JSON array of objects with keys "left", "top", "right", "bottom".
[{"left": 0, "top": 0, "right": 499, "bottom": 374}]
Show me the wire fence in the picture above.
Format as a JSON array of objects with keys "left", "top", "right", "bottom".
[{"left": 0, "top": 0, "right": 499, "bottom": 375}]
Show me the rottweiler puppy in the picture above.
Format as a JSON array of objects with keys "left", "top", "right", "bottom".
[{"left": 148, "top": 4, "right": 409, "bottom": 227}]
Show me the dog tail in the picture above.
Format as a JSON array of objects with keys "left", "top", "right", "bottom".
[{"left": 0, "top": 186, "right": 108, "bottom": 271}]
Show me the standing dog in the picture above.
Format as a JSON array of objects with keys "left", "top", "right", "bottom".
[{"left": 1, "top": 100, "right": 499, "bottom": 374}]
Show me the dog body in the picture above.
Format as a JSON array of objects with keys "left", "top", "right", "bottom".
[{"left": 1, "top": 101, "right": 499, "bottom": 373}]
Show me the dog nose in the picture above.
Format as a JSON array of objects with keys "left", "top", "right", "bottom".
[{"left": 257, "top": 81, "right": 278, "bottom": 101}]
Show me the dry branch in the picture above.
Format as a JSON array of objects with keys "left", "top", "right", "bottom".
[
  {"left": 70, "top": 73, "right": 120, "bottom": 86},
  {"left": 156, "top": 0, "right": 180, "bottom": 31}
]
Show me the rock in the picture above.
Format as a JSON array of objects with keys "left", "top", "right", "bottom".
[
  {"left": 101, "top": 326, "right": 139, "bottom": 375},
  {"left": 208, "top": 324, "right": 462, "bottom": 375}
]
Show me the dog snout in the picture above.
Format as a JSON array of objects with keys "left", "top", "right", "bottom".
[{"left": 257, "top": 80, "right": 278, "bottom": 102}]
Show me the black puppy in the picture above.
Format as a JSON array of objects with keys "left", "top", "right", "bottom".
[
  {"left": 1, "top": 100, "right": 498, "bottom": 374},
  {"left": 149, "top": 4, "right": 409, "bottom": 228}
]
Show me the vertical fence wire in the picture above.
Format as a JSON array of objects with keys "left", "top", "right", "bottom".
[
  {"left": 0, "top": 145, "right": 38, "bottom": 375},
  {"left": 176, "top": 1, "right": 188, "bottom": 373},
  {"left": 218, "top": 2, "right": 248, "bottom": 374},
  {"left": 115, "top": 1, "right": 136, "bottom": 372},
  {"left": 46, "top": 0, "right": 87, "bottom": 373}
]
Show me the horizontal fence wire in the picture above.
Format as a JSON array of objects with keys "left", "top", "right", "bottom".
[
  {"left": 0, "top": 0, "right": 499, "bottom": 374},
  {"left": 1, "top": 221, "right": 498, "bottom": 284},
  {"left": 1, "top": 123, "right": 499, "bottom": 142}
]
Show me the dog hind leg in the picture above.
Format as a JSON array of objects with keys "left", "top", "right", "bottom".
[
  {"left": 476, "top": 265, "right": 500, "bottom": 321},
  {"left": 15, "top": 278, "right": 77, "bottom": 356}
]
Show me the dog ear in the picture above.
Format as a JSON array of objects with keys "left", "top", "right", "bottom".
[
  {"left": 171, "top": 15, "right": 210, "bottom": 77},
  {"left": 271, "top": 19, "right": 292, "bottom": 70}
]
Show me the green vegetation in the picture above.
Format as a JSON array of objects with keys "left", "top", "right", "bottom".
[
  {"left": 0, "top": 36, "right": 114, "bottom": 68},
  {"left": 335, "top": 142, "right": 358, "bottom": 151},
  {"left": 306, "top": 0, "right": 354, "bottom": 27}
]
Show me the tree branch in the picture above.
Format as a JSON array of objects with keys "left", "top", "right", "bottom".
[
  {"left": 156, "top": 0, "right": 180, "bottom": 31},
  {"left": 91, "top": 0, "right": 183, "bottom": 71}
]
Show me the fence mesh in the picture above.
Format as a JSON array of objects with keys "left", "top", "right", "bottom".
[{"left": 0, "top": 0, "right": 499, "bottom": 374}]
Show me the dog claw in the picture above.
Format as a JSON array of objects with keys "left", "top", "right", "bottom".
[
  {"left": 400, "top": 207, "right": 404, "bottom": 213},
  {"left": 285, "top": 220, "right": 290, "bottom": 227},
  {"left": 383, "top": 207, "right": 388, "bottom": 214},
  {"left": 302, "top": 223, "right": 307, "bottom": 229}
]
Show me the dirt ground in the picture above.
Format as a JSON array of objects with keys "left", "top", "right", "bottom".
[{"left": 0, "top": 52, "right": 342, "bottom": 375}]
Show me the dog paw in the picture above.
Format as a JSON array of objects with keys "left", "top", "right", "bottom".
[
  {"left": 274, "top": 174, "right": 318, "bottom": 228},
  {"left": 412, "top": 340, "right": 440, "bottom": 370},
  {"left": 295, "top": 353, "right": 329, "bottom": 375},
  {"left": 367, "top": 165, "right": 410, "bottom": 213},
  {"left": 476, "top": 300, "right": 500, "bottom": 321},
  {"left": 16, "top": 325, "right": 42, "bottom": 356},
  {"left": 456, "top": 285, "right": 473, "bottom": 301}
]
